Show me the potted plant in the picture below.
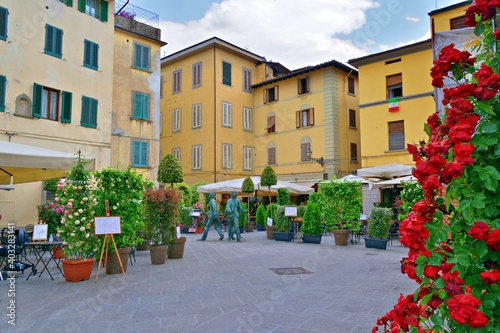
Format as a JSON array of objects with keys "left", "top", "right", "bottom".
[
  {"left": 273, "top": 206, "right": 294, "bottom": 242},
  {"left": 255, "top": 204, "right": 266, "bottom": 231},
  {"left": 318, "top": 180, "right": 362, "bottom": 246},
  {"left": 265, "top": 203, "right": 277, "bottom": 239},
  {"left": 37, "top": 200, "right": 65, "bottom": 258},
  {"left": 143, "top": 187, "right": 181, "bottom": 264},
  {"left": 242, "top": 177, "right": 255, "bottom": 232},
  {"left": 365, "top": 206, "right": 393, "bottom": 250},
  {"left": 57, "top": 158, "right": 100, "bottom": 282},
  {"left": 238, "top": 202, "right": 248, "bottom": 234},
  {"left": 301, "top": 202, "right": 322, "bottom": 244}
]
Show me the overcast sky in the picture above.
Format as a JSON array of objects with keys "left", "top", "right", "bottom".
[{"left": 123, "top": 0, "right": 465, "bottom": 70}]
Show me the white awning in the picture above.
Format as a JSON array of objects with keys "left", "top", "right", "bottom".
[{"left": 357, "top": 163, "right": 413, "bottom": 179}]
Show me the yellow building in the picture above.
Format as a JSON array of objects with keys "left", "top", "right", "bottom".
[
  {"left": 252, "top": 60, "right": 360, "bottom": 181},
  {"left": 348, "top": 1, "right": 471, "bottom": 169},
  {"left": 0, "top": 0, "right": 115, "bottom": 226},
  {"left": 112, "top": 3, "right": 166, "bottom": 180}
]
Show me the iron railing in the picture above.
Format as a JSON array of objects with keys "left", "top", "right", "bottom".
[{"left": 114, "top": 0, "right": 159, "bottom": 28}]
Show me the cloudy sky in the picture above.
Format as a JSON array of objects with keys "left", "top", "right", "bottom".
[{"left": 122, "top": 0, "right": 466, "bottom": 70}]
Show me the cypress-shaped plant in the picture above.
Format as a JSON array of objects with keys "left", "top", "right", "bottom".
[
  {"left": 255, "top": 204, "right": 266, "bottom": 227},
  {"left": 301, "top": 202, "right": 322, "bottom": 236}
]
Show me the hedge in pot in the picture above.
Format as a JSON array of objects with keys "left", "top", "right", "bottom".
[
  {"left": 143, "top": 187, "right": 181, "bottom": 264},
  {"left": 273, "top": 206, "right": 293, "bottom": 242},
  {"left": 56, "top": 158, "right": 100, "bottom": 282},
  {"left": 301, "top": 201, "right": 322, "bottom": 244},
  {"left": 255, "top": 204, "right": 266, "bottom": 231},
  {"left": 365, "top": 207, "right": 393, "bottom": 250}
]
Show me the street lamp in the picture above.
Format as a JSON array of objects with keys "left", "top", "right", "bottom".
[{"left": 306, "top": 148, "right": 324, "bottom": 167}]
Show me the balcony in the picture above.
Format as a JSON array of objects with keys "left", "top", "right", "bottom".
[{"left": 114, "top": 1, "right": 161, "bottom": 41}]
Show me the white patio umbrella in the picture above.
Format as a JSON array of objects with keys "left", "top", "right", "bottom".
[
  {"left": 369, "top": 175, "right": 417, "bottom": 190},
  {"left": 197, "top": 176, "right": 314, "bottom": 195}
]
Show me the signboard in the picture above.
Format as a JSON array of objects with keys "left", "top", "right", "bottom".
[
  {"left": 94, "top": 216, "right": 121, "bottom": 235},
  {"left": 33, "top": 224, "right": 48, "bottom": 241},
  {"left": 284, "top": 206, "right": 298, "bottom": 217},
  {"left": 267, "top": 217, "right": 273, "bottom": 226}
]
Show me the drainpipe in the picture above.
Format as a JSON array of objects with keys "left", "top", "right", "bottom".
[
  {"left": 213, "top": 43, "right": 217, "bottom": 183},
  {"left": 115, "top": 0, "right": 130, "bottom": 16}
]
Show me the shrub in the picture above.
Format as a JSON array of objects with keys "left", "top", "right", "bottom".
[
  {"left": 367, "top": 207, "right": 393, "bottom": 239},
  {"left": 301, "top": 202, "right": 322, "bottom": 235},
  {"left": 255, "top": 205, "right": 266, "bottom": 226}
]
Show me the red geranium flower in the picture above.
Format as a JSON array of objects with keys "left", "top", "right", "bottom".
[
  {"left": 467, "top": 221, "right": 490, "bottom": 241},
  {"left": 486, "top": 229, "right": 500, "bottom": 251},
  {"left": 480, "top": 269, "right": 500, "bottom": 284}
]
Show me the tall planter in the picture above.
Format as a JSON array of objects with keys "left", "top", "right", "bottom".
[
  {"left": 105, "top": 247, "right": 130, "bottom": 274},
  {"left": 167, "top": 237, "right": 186, "bottom": 259},
  {"left": 149, "top": 245, "right": 168, "bottom": 265},
  {"left": 62, "top": 258, "right": 95, "bottom": 282},
  {"left": 333, "top": 229, "right": 350, "bottom": 246},
  {"left": 303, "top": 234, "right": 322, "bottom": 244},
  {"left": 266, "top": 225, "right": 275, "bottom": 239},
  {"left": 364, "top": 238, "right": 389, "bottom": 250}
]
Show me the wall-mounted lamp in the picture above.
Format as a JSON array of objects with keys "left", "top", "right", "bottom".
[{"left": 306, "top": 148, "right": 324, "bottom": 167}]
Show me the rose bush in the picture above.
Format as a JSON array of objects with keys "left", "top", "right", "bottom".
[{"left": 374, "top": 3, "right": 500, "bottom": 332}]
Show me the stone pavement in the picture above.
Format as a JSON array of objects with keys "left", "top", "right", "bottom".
[{"left": 1, "top": 231, "right": 416, "bottom": 333}]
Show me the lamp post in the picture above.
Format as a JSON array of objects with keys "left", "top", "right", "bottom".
[{"left": 306, "top": 148, "right": 324, "bottom": 167}]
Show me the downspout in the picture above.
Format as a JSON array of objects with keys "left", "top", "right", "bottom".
[
  {"left": 115, "top": 0, "right": 130, "bottom": 16},
  {"left": 343, "top": 69, "right": 354, "bottom": 176},
  {"left": 213, "top": 43, "right": 217, "bottom": 183}
]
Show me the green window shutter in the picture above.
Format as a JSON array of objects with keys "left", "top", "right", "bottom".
[
  {"left": 78, "top": 0, "right": 85, "bottom": 12},
  {"left": 100, "top": 0, "right": 108, "bottom": 22},
  {"left": 83, "top": 40, "right": 99, "bottom": 70},
  {"left": 0, "top": 75, "right": 5, "bottom": 112},
  {"left": 0, "top": 7, "right": 8, "bottom": 41},
  {"left": 83, "top": 40, "right": 90, "bottom": 67},
  {"left": 90, "top": 98, "right": 98, "bottom": 128},
  {"left": 133, "top": 92, "right": 142, "bottom": 119},
  {"left": 142, "top": 46, "right": 150, "bottom": 70},
  {"left": 61, "top": 91, "right": 72, "bottom": 123},
  {"left": 133, "top": 43, "right": 141, "bottom": 68},
  {"left": 81, "top": 96, "right": 89, "bottom": 126},
  {"left": 92, "top": 43, "right": 99, "bottom": 69},
  {"left": 141, "top": 142, "right": 149, "bottom": 166},
  {"left": 222, "top": 62, "right": 231, "bottom": 85},
  {"left": 32, "top": 83, "right": 42, "bottom": 118},
  {"left": 143, "top": 94, "right": 150, "bottom": 120},
  {"left": 45, "top": 24, "right": 53, "bottom": 54},
  {"left": 132, "top": 141, "right": 141, "bottom": 166},
  {"left": 54, "top": 28, "right": 62, "bottom": 57},
  {"left": 64, "top": 0, "right": 73, "bottom": 6}
]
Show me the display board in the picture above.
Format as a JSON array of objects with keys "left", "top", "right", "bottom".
[
  {"left": 284, "top": 206, "right": 298, "bottom": 217},
  {"left": 33, "top": 224, "right": 48, "bottom": 241},
  {"left": 94, "top": 216, "right": 121, "bottom": 235}
]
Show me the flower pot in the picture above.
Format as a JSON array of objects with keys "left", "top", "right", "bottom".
[
  {"left": 136, "top": 239, "right": 149, "bottom": 251},
  {"left": 52, "top": 246, "right": 66, "bottom": 259},
  {"left": 196, "top": 226, "right": 203, "bottom": 234},
  {"left": 273, "top": 231, "right": 294, "bottom": 242},
  {"left": 167, "top": 237, "right": 186, "bottom": 259},
  {"left": 149, "top": 245, "right": 168, "bottom": 265},
  {"left": 333, "top": 229, "right": 350, "bottom": 246},
  {"left": 364, "top": 238, "right": 389, "bottom": 250},
  {"left": 302, "top": 234, "right": 322, "bottom": 244},
  {"left": 266, "top": 225, "right": 275, "bottom": 239},
  {"left": 105, "top": 247, "right": 130, "bottom": 274},
  {"left": 61, "top": 258, "right": 95, "bottom": 282},
  {"left": 245, "top": 222, "right": 255, "bottom": 232},
  {"left": 182, "top": 226, "right": 190, "bottom": 234},
  {"left": 256, "top": 225, "right": 265, "bottom": 231}
]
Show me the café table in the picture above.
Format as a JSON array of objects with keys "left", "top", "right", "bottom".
[{"left": 26, "top": 241, "right": 64, "bottom": 280}]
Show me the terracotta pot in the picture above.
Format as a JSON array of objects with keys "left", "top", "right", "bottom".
[
  {"left": 105, "top": 247, "right": 130, "bottom": 274},
  {"left": 333, "top": 229, "right": 350, "bottom": 246},
  {"left": 265, "top": 225, "right": 275, "bottom": 239},
  {"left": 167, "top": 237, "right": 186, "bottom": 259},
  {"left": 136, "top": 239, "right": 149, "bottom": 251},
  {"left": 149, "top": 245, "right": 168, "bottom": 265},
  {"left": 61, "top": 258, "right": 95, "bottom": 282},
  {"left": 245, "top": 222, "right": 255, "bottom": 232},
  {"left": 52, "top": 246, "right": 66, "bottom": 259},
  {"left": 196, "top": 226, "right": 203, "bottom": 234}
]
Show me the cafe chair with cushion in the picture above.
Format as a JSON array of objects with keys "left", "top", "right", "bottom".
[{"left": 0, "top": 227, "right": 36, "bottom": 276}]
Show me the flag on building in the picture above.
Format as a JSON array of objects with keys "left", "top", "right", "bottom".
[{"left": 388, "top": 97, "right": 399, "bottom": 112}]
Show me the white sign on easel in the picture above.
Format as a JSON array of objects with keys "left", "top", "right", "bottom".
[{"left": 94, "top": 216, "right": 121, "bottom": 235}]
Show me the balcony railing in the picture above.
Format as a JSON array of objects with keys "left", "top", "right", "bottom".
[{"left": 114, "top": 0, "right": 159, "bottom": 29}]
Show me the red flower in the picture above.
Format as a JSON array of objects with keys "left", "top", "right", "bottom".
[
  {"left": 486, "top": 229, "right": 500, "bottom": 251},
  {"left": 467, "top": 221, "right": 490, "bottom": 241},
  {"left": 480, "top": 269, "right": 500, "bottom": 284},
  {"left": 469, "top": 311, "right": 489, "bottom": 328},
  {"left": 452, "top": 143, "right": 475, "bottom": 158},
  {"left": 440, "top": 162, "right": 463, "bottom": 184},
  {"left": 494, "top": 27, "right": 500, "bottom": 40},
  {"left": 423, "top": 264, "right": 440, "bottom": 279},
  {"left": 446, "top": 293, "right": 487, "bottom": 327}
]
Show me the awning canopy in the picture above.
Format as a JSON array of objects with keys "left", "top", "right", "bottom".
[
  {"left": 197, "top": 176, "right": 314, "bottom": 195},
  {"left": 0, "top": 141, "right": 95, "bottom": 185},
  {"left": 357, "top": 163, "right": 413, "bottom": 179},
  {"left": 369, "top": 175, "right": 417, "bottom": 190}
]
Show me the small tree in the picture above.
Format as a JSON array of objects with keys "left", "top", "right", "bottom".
[
  {"left": 255, "top": 204, "right": 266, "bottom": 227},
  {"left": 276, "top": 188, "right": 291, "bottom": 205},
  {"left": 261, "top": 166, "right": 277, "bottom": 219},
  {"left": 302, "top": 202, "right": 322, "bottom": 235},
  {"left": 242, "top": 177, "right": 255, "bottom": 222},
  {"left": 158, "top": 154, "right": 183, "bottom": 188}
]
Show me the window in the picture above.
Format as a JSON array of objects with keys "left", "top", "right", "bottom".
[
  {"left": 243, "top": 68, "right": 252, "bottom": 92},
  {"left": 222, "top": 102, "right": 232, "bottom": 127},
  {"left": 0, "top": 75, "right": 5, "bottom": 112},
  {"left": 222, "top": 143, "right": 232, "bottom": 169},
  {"left": 83, "top": 39, "right": 99, "bottom": 70},
  {"left": 44, "top": 24, "right": 63, "bottom": 58},
  {"left": 160, "top": 76, "right": 163, "bottom": 99},
  {"left": 266, "top": 115, "right": 276, "bottom": 134},
  {"left": 131, "top": 140, "right": 148, "bottom": 167},
  {"left": 172, "top": 148, "right": 181, "bottom": 163},
  {"left": 173, "top": 70, "right": 182, "bottom": 94},
  {"left": 296, "top": 108, "right": 314, "bottom": 128},
  {"left": 192, "top": 145, "right": 202, "bottom": 170},
  {"left": 350, "top": 143, "right": 358, "bottom": 162},
  {"left": 264, "top": 86, "right": 279, "bottom": 103},
  {"left": 59, "top": 0, "right": 73, "bottom": 6},
  {"left": 32, "top": 83, "right": 72, "bottom": 123},
  {"left": 192, "top": 103, "right": 202, "bottom": 129},
  {"left": 268, "top": 147, "right": 276, "bottom": 165},
  {"left": 243, "top": 107, "right": 252, "bottom": 131},
  {"left": 81, "top": 96, "right": 98, "bottom": 128},
  {"left": 78, "top": 0, "right": 108, "bottom": 22},
  {"left": 132, "top": 91, "right": 150, "bottom": 120},
  {"left": 192, "top": 62, "right": 202, "bottom": 88},
  {"left": 172, "top": 108, "right": 181, "bottom": 132},
  {"left": 0, "top": 6, "right": 8, "bottom": 41},
  {"left": 301, "top": 142, "right": 311, "bottom": 162},
  {"left": 298, "top": 77, "right": 310, "bottom": 95},
  {"left": 222, "top": 61, "right": 231, "bottom": 86},
  {"left": 388, "top": 121, "right": 405, "bottom": 151},
  {"left": 450, "top": 16, "right": 467, "bottom": 30},
  {"left": 348, "top": 76, "right": 355, "bottom": 95},
  {"left": 133, "top": 42, "right": 150, "bottom": 71},
  {"left": 349, "top": 109, "right": 356, "bottom": 128},
  {"left": 387, "top": 73, "right": 403, "bottom": 98},
  {"left": 243, "top": 146, "right": 253, "bottom": 171}
]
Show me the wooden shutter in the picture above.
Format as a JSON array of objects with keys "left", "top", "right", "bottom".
[
  {"left": 100, "top": 0, "right": 109, "bottom": 22},
  {"left": 450, "top": 16, "right": 466, "bottom": 30},
  {"left": 134, "top": 43, "right": 142, "bottom": 68},
  {"left": 274, "top": 86, "right": 279, "bottom": 101},
  {"left": 54, "top": 27, "right": 62, "bottom": 56},
  {"left": 78, "top": 0, "right": 85, "bottom": 12},
  {"left": 143, "top": 94, "right": 149, "bottom": 120},
  {"left": 32, "top": 83, "right": 43, "bottom": 118},
  {"left": 348, "top": 77, "right": 355, "bottom": 94},
  {"left": 223, "top": 61, "right": 231, "bottom": 85},
  {"left": 81, "top": 96, "right": 89, "bottom": 125},
  {"left": 132, "top": 141, "right": 141, "bottom": 166},
  {"left": 61, "top": 91, "right": 72, "bottom": 123},
  {"left": 0, "top": 75, "right": 5, "bottom": 112},
  {"left": 349, "top": 109, "right": 356, "bottom": 127},
  {"left": 92, "top": 42, "right": 99, "bottom": 69},
  {"left": 142, "top": 45, "right": 149, "bottom": 69},
  {"left": 386, "top": 74, "right": 402, "bottom": 87},
  {"left": 309, "top": 108, "right": 314, "bottom": 126},
  {"left": 388, "top": 121, "right": 404, "bottom": 151},
  {"left": 133, "top": 92, "right": 142, "bottom": 118},
  {"left": 0, "top": 7, "right": 7, "bottom": 40},
  {"left": 140, "top": 142, "right": 148, "bottom": 166},
  {"left": 268, "top": 147, "right": 276, "bottom": 165},
  {"left": 45, "top": 25, "right": 53, "bottom": 53},
  {"left": 296, "top": 111, "right": 301, "bottom": 128},
  {"left": 84, "top": 40, "right": 90, "bottom": 66},
  {"left": 90, "top": 98, "right": 98, "bottom": 127},
  {"left": 64, "top": 0, "right": 73, "bottom": 6},
  {"left": 350, "top": 143, "right": 357, "bottom": 161}
]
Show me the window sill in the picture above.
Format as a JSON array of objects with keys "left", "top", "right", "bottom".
[
  {"left": 131, "top": 66, "right": 152, "bottom": 73},
  {"left": 264, "top": 101, "right": 278, "bottom": 105},
  {"left": 349, "top": 126, "right": 357, "bottom": 130},
  {"left": 385, "top": 149, "right": 406, "bottom": 153},
  {"left": 130, "top": 117, "right": 152, "bottom": 123},
  {"left": 297, "top": 92, "right": 311, "bottom": 96},
  {"left": 347, "top": 93, "right": 356, "bottom": 97}
]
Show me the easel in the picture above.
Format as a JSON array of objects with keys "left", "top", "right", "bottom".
[{"left": 95, "top": 201, "right": 126, "bottom": 282}]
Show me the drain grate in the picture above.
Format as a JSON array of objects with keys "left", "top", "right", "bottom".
[
  {"left": 269, "top": 267, "right": 313, "bottom": 275},
  {"left": 365, "top": 253, "right": 379, "bottom": 255}
]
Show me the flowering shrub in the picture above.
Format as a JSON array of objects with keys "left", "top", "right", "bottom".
[
  {"left": 37, "top": 201, "right": 65, "bottom": 236},
  {"left": 374, "top": 3, "right": 500, "bottom": 332},
  {"left": 143, "top": 187, "right": 181, "bottom": 246},
  {"left": 56, "top": 160, "right": 100, "bottom": 260}
]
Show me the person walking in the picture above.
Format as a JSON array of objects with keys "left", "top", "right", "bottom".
[
  {"left": 198, "top": 193, "right": 224, "bottom": 241},
  {"left": 225, "top": 191, "right": 247, "bottom": 242}
]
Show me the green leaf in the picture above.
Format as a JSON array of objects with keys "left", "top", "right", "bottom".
[
  {"left": 435, "top": 277, "right": 445, "bottom": 289},
  {"left": 477, "top": 241, "right": 489, "bottom": 259},
  {"left": 421, "top": 293, "right": 433, "bottom": 305},
  {"left": 415, "top": 255, "right": 427, "bottom": 265},
  {"left": 430, "top": 313, "right": 444, "bottom": 326},
  {"left": 474, "top": 20, "right": 485, "bottom": 36},
  {"left": 471, "top": 194, "right": 486, "bottom": 209},
  {"left": 459, "top": 199, "right": 470, "bottom": 211},
  {"left": 481, "top": 122, "right": 497, "bottom": 133},
  {"left": 428, "top": 252, "right": 442, "bottom": 266},
  {"left": 483, "top": 300, "right": 496, "bottom": 309},
  {"left": 456, "top": 252, "right": 471, "bottom": 267}
]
